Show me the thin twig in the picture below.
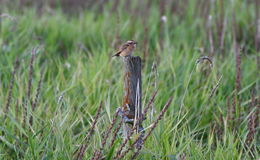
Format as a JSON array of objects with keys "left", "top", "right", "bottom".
[{"left": 3, "top": 58, "right": 19, "bottom": 121}]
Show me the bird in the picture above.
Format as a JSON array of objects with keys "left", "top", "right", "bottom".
[{"left": 112, "top": 40, "right": 137, "bottom": 57}]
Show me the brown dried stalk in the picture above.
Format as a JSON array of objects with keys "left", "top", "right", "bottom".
[
  {"left": 76, "top": 144, "right": 87, "bottom": 160},
  {"left": 15, "top": 99, "right": 19, "bottom": 122},
  {"left": 109, "top": 113, "right": 124, "bottom": 148},
  {"left": 15, "top": 100, "right": 19, "bottom": 134},
  {"left": 24, "top": 48, "right": 37, "bottom": 126},
  {"left": 131, "top": 96, "right": 173, "bottom": 159},
  {"left": 255, "top": 0, "right": 260, "bottom": 73},
  {"left": 216, "top": 112, "right": 224, "bottom": 139},
  {"left": 207, "top": 15, "right": 214, "bottom": 55},
  {"left": 27, "top": 48, "right": 37, "bottom": 104},
  {"left": 217, "top": 0, "right": 224, "bottom": 50},
  {"left": 29, "top": 71, "right": 44, "bottom": 126},
  {"left": 114, "top": 90, "right": 158, "bottom": 159},
  {"left": 141, "top": 90, "right": 158, "bottom": 124},
  {"left": 91, "top": 150, "right": 99, "bottom": 160},
  {"left": 118, "top": 96, "right": 173, "bottom": 160},
  {"left": 209, "top": 75, "right": 222, "bottom": 99},
  {"left": 111, "top": 0, "right": 120, "bottom": 12},
  {"left": 231, "top": 95, "right": 236, "bottom": 130},
  {"left": 143, "top": 27, "right": 149, "bottom": 62},
  {"left": 178, "top": 152, "right": 186, "bottom": 160},
  {"left": 234, "top": 43, "right": 242, "bottom": 122},
  {"left": 232, "top": 12, "right": 242, "bottom": 121},
  {"left": 232, "top": 13, "right": 237, "bottom": 42},
  {"left": 3, "top": 58, "right": 19, "bottom": 121},
  {"left": 124, "top": 0, "right": 131, "bottom": 13},
  {"left": 202, "top": 0, "right": 210, "bottom": 21},
  {"left": 93, "top": 109, "right": 120, "bottom": 160},
  {"left": 234, "top": 44, "right": 241, "bottom": 93},
  {"left": 220, "top": 17, "right": 227, "bottom": 54},
  {"left": 226, "top": 96, "right": 231, "bottom": 123},
  {"left": 256, "top": 96, "right": 260, "bottom": 132},
  {"left": 76, "top": 102, "right": 103, "bottom": 160},
  {"left": 255, "top": 0, "right": 260, "bottom": 53},
  {"left": 246, "top": 93, "right": 257, "bottom": 146}
]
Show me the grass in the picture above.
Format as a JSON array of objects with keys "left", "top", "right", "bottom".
[{"left": 0, "top": 0, "right": 259, "bottom": 159}]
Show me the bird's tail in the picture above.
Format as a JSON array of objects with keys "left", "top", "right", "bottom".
[{"left": 112, "top": 52, "right": 120, "bottom": 57}]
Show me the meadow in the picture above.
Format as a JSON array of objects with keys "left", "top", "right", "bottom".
[{"left": 0, "top": 0, "right": 259, "bottom": 159}]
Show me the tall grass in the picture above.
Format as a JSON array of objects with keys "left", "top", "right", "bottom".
[{"left": 0, "top": 0, "right": 259, "bottom": 159}]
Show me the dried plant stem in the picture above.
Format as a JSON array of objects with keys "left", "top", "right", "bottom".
[
  {"left": 114, "top": 90, "right": 158, "bottom": 159},
  {"left": 208, "top": 15, "right": 214, "bottom": 55},
  {"left": 209, "top": 75, "right": 222, "bottom": 99},
  {"left": 232, "top": 13, "right": 237, "bottom": 42},
  {"left": 109, "top": 114, "right": 124, "bottom": 148},
  {"left": 220, "top": 17, "right": 227, "bottom": 54},
  {"left": 217, "top": 0, "right": 224, "bottom": 51},
  {"left": 3, "top": 58, "right": 19, "bottom": 121},
  {"left": 24, "top": 48, "right": 37, "bottom": 126},
  {"left": 118, "top": 96, "right": 173, "bottom": 160},
  {"left": 93, "top": 109, "right": 120, "bottom": 160},
  {"left": 255, "top": 0, "right": 260, "bottom": 53},
  {"left": 76, "top": 102, "right": 103, "bottom": 160},
  {"left": 226, "top": 96, "right": 231, "bottom": 124},
  {"left": 142, "top": 90, "right": 158, "bottom": 120},
  {"left": 216, "top": 113, "right": 224, "bottom": 139},
  {"left": 231, "top": 95, "right": 236, "bottom": 130},
  {"left": 255, "top": 0, "right": 260, "bottom": 76},
  {"left": 232, "top": 12, "right": 242, "bottom": 124},
  {"left": 91, "top": 150, "right": 98, "bottom": 160},
  {"left": 234, "top": 44, "right": 241, "bottom": 93},
  {"left": 29, "top": 71, "right": 44, "bottom": 126},
  {"left": 27, "top": 48, "right": 37, "bottom": 104},
  {"left": 111, "top": 0, "right": 120, "bottom": 13},
  {"left": 131, "top": 97, "right": 173, "bottom": 159},
  {"left": 112, "top": 11, "right": 121, "bottom": 48},
  {"left": 15, "top": 100, "right": 19, "bottom": 134},
  {"left": 15, "top": 99, "right": 19, "bottom": 121},
  {"left": 143, "top": 27, "right": 149, "bottom": 62},
  {"left": 234, "top": 43, "right": 242, "bottom": 123},
  {"left": 245, "top": 91, "right": 259, "bottom": 149}
]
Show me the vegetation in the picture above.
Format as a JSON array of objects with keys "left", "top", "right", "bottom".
[{"left": 0, "top": 0, "right": 259, "bottom": 159}]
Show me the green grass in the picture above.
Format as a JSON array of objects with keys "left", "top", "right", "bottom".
[{"left": 0, "top": 0, "right": 259, "bottom": 159}]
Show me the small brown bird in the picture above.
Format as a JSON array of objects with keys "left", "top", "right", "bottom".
[{"left": 112, "top": 40, "right": 137, "bottom": 57}]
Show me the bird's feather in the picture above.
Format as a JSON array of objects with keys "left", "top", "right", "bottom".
[
  {"left": 112, "top": 51, "right": 121, "bottom": 57},
  {"left": 112, "top": 43, "right": 129, "bottom": 57}
]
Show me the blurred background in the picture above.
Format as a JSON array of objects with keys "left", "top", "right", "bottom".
[{"left": 1, "top": 0, "right": 259, "bottom": 56}]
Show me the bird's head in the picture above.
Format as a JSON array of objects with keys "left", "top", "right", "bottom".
[{"left": 127, "top": 40, "right": 137, "bottom": 49}]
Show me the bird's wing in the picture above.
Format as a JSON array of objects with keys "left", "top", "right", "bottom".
[
  {"left": 112, "top": 43, "right": 130, "bottom": 57},
  {"left": 119, "top": 43, "right": 129, "bottom": 51}
]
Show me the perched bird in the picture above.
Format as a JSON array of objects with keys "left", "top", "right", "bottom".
[{"left": 112, "top": 40, "right": 137, "bottom": 57}]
